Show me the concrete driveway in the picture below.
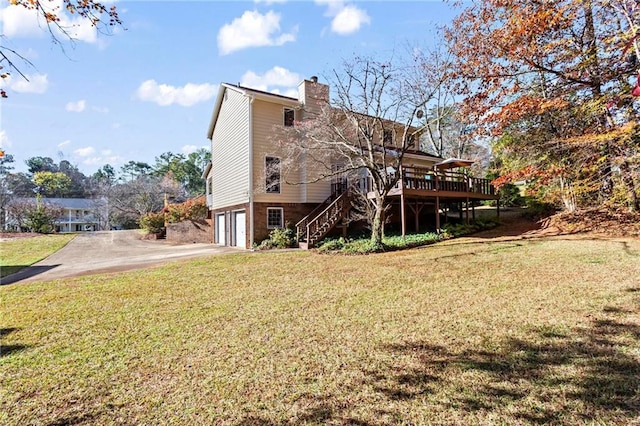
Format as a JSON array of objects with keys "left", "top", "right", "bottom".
[{"left": 2, "top": 230, "right": 240, "bottom": 285}]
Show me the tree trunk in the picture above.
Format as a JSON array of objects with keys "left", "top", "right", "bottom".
[
  {"left": 370, "top": 197, "right": 386, "bottom": 246},
  {"left": 621, "top": 161, "right": 640, "bottom": 212}
]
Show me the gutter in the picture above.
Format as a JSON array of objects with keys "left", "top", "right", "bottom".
[{"left": 247, "top": 94, "right": 255, "bottom": 249}]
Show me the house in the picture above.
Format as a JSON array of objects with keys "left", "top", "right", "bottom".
[
  {"left": 204, "top": 78, "right": 498, "bottom": 249},
  {"left": 4, "top": 197, "right": 108, "bottom": 232}
]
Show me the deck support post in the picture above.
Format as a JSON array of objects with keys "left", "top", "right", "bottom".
[
  {"left": 472, "top": 202, "right": 476, "bottom": 221},
  {"left": 466, "top": 197, "right": 470, "bottom": 224},
  {"left": 435, "top": 196, "right": 440, "bottom": 232},
  {"left": 400, "top": 166, "right": 406, "bottom": 238}
]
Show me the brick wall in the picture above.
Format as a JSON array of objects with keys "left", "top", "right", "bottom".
[
  {"left": 166, "top": 219, "right": 213, "bottom": 244},
  {"left": 253, "top": 202, "right": 318, "bottom": 244}
]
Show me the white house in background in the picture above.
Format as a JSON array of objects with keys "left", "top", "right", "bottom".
[
  {"left": 204, "top": 78, "right": 498, "bottom": 249},
  {"left": 4, "top": 198, "right": 108, "bottom": 232}
]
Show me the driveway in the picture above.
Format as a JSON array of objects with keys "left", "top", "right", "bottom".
[{"left": 2, "top": 230, "right": 240, "bottom": 285}]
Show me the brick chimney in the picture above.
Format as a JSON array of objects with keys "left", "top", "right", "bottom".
[{"left": 298, "top": 76, "right": 329, "bottom": 119}]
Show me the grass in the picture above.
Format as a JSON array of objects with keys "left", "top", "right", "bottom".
[
  {"left": 1, "top": 234, "right": 640, "bottom": 424},
  {"left": 0, "top": 234, "right": 76, "bottom": 278}
]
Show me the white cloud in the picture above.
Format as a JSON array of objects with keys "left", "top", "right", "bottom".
[
  {"left": 0, "top": 0, "right": 99, "bottom": 43},
  {"left": 315, "top": 0, "right": 370, "bottom": 35},
  {"left": 217, "top": 10, "right": 297, "bottom": 55},
  {"left": 240, "top": 66, "right": 300, "bottom": 92},
  {"left": 80, "top": 149, "right": 124, "bottom": 167},
  {"left": 66, "top": 100, "right": 86, "bottom": 112},
  {"left": 134, "top": 80, "right": 218, "bottom": 107},
  {"left": 0, "top": 130, "right": 11, "bottom": 150},
  {"left": 254, "top": 0, "right": 287, "bottom": 4},
  {"left": 331, "top": 5, "right": 370, "bottom": 35},
  {"left": 74, "top": 146, "right": 95, "bottom": 157},
  {"left": 58, "top": 140, "right": 71, "bottom": 148},
  {"left": 0, "top": 73, "right": 49, "bottom": 94}
]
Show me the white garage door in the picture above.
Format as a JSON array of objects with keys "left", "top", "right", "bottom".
[
  {"left": 216, "top": 213, "right": 225, "bottom": 245},
  {"left": 234, "top": 211, "right": 246, "bottom": 248}
]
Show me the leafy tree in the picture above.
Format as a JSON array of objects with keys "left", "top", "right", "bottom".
[
  {"left": 26, "top": 156, "right": 58, "bottom": 174},
  {"left": 120, "top": 161, "right": 152, "bottom": 181},
  {"left": 33, "top": 171, "right": 72, "bottom": 197},
  {"left": 0, "top": 154, "right": 15, "bottom": 229},
  {"left": 152, "top": 149, "right": 210, "bottom": 196},
  {"left": 445, "top": 0, "right": 640, "bottom": 211}
]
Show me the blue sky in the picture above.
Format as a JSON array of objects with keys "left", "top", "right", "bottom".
[{"left": 0, "top": 0, "right": 460, "bottom": 175}]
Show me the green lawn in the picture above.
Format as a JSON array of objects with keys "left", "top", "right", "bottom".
[
  {"left": 0, "top": 234, "right": 76, "bottom": 278},
  {"left": 1, "top": 234, "right": 639, "bottom": 425}
]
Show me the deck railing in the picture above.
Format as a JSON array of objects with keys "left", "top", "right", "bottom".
[{"left": 399, "top": 167, "right": 495, "bottom": 196}]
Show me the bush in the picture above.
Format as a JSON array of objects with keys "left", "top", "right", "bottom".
[
  {"left": 255, "top": 226, "right": 296, "bottom": 250},
  {"left": 166, "top": 196, "right": 208, "bottom": 223},
  {"left": 139, "top": 212, "right": 165, "bottom": 234},
  {"left": 522, "top": 198, "right": 557, "bottom": 220},
  {"left": 317, "top": 231, "right": 444, "bottom": 255},
  {"left": 499, "top": 183, "right": 525, "bottom": 207},
  {"left": 441, "top": 218, "right": 499, "bottom": 238}
]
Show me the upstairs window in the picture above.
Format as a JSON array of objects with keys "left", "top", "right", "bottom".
[
  {"left": 284, "top": 108, "right": 295, "bottom": 127},
  {"left": 265, "top": 156, "right": 281, "bottom": 193},
  {"left": 383, "top": 129, "right": 393, "bottom": 144}
]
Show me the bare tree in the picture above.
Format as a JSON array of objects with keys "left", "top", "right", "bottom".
[{"left": 277, "top": 57, "right": 434, "bottom": 246}]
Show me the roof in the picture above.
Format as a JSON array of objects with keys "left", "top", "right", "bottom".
[
  {"left": 13, "top": 198, "right": 105, "bottom": 209},
  {"left": 434, "top": 158, "right": 475, "bottom": 170}
]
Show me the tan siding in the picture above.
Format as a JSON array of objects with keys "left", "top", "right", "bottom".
[
  {"left": 211, "top": 89, "right": 250, "bottom": 209},
  {"left": 251, "top": 99, "right": 305, "bottom": 203}
]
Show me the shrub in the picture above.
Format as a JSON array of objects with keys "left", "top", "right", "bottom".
[
  {"left": 166, "top": 196, "right": 208, "bottom": 223},
  {"left": 255, "top": 226, "right": 296, "bottom": 250},
  {"left": 499, "top": 183, "right": 525, "bottom": 207},
  {"left": 522, "top": 198, "right": 557, "bottom": 220},
  {"left": 139, "top": 212, "right": 165, "bottom": 234}
]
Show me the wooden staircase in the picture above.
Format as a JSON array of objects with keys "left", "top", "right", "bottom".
[{"left": 296, "top": 190, "right": 351, "bottom": 249}]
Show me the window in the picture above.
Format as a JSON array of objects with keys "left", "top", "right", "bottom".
[
  {"left": 265, "top": 156, "right": 281, "bottom": 193},
  {"left": 383, "top": 129, "right": 393, "bottom": 144},
  {"left": 284, "top": 108, "right": 295, "bottom": 127},
  {"left": 267, "top": 207, "right": 283, "bottom": 229}
]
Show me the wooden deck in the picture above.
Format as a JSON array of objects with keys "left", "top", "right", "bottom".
[{"left": 368, "top": 167, "right": 499, "bottom": 201}]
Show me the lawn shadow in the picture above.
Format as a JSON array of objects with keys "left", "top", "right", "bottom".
[
  {"left": 1, "top": 327, "right": 29, "bottom": 358},
  {"left": 0, "top": 264, "right": 60, "bottom": 285},
  {"left": 372, "top": 306, "right": 640, "bottom": 423}
]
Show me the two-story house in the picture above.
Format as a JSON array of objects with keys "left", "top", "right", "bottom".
[
  {"left": 5, "top": 197, "right": 107, "bottom": 232},
  {"left": 204, "top": 78, "right": 498, "bottom": 249}
]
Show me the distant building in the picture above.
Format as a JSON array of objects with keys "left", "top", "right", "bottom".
[{"left": 4, "top": 198, "right": 108, "bottom": 232}]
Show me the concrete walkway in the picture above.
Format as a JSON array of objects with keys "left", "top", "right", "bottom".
[{"left": 2, "top": 230, "right": 240, "bottom": 285}]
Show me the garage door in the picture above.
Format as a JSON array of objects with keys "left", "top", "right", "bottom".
[
  {"left": 216, "top": 213, "right": 225, "bottom": 245},
  {"left": 234, "top": 211, "right": 246, "bottom": 248}
]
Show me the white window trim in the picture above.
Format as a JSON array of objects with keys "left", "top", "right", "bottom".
[{"left": 266, "top": 207, "right": 284, "bottom": 229}]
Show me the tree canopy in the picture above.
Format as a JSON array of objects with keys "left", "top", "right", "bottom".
[{"left": 445, "top": 0, "right": 640, "bottom": 211}]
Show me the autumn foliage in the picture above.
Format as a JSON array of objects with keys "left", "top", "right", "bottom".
[{"left": 446, "top": 0, "right": 640, "bottom": 212}]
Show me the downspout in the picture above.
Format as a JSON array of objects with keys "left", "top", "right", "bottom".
[{"left": 248, "top": 94, "right": 255, "bottom": 249}]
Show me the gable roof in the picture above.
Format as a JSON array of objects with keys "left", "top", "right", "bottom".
[{"left": 206, "top": 83, "right": 301, "bottom": 140}]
